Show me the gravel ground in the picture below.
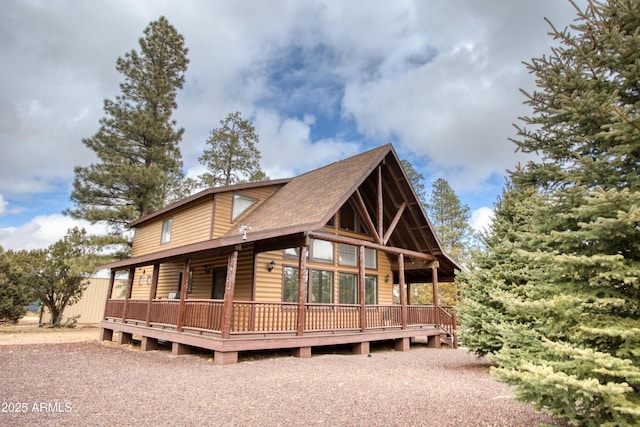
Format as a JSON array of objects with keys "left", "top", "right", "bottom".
[{"left": 1, "top": 339, "right": 561, "bottom": 427}]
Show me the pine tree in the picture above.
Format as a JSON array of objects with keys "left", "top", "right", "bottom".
[
  {"left": 460, "top": 1, "right": 640, "bottom": 424},
  {"left": 67, "top": 17, "right": 189, "bottom": 246},
  {"left": 198, "top": 111, "right": 267, "bottom": 187},
  {"left": 0, "top": 246, "right": 34, "bottom": 323},
  {"left": 425, "top": 178, "right": 472, "bottom": 262}
]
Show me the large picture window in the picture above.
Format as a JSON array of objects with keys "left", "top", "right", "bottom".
[
  {"left": 339, "top": 273, "right": 358, "bottom": 304},
  {"left": 310, "top": 270, "right": 334, "bottom": 303},
  {"left": 282, "top": 266, "right": 333, "bottom": 304},
  {"left": 365, "top": 276, "right": 378, "bottom": 304},
  {"left": 338, "top": 273, "right": 378, "bottom": 305}
]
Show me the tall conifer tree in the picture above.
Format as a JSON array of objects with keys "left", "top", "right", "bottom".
[
  {"left": 198, "top": 111, "right": 267, "bottom": 187},
  {"left": 67, "top": 17, "right": 189, "bottom": 247},
  {"left": 425, "top": 178, "right": 472, "bottom": 262},
  {"left": 460, "top": 1, "right": 640, "bottom": 424}
]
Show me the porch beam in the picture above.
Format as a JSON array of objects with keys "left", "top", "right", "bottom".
[
  {"left": 121, "top": 267, "right": 135, "bottom": 321},
  {"left": 398, "top": 253, "right": 407, "bottom": 329},
  {"left": 296, "top": 245, "right": 308, "bottom": 336},
  {"left": 382, "top": 202, "right": 406, "bottom": 245},
  {"left": 221, "top": 250, "right": 239, "bottom": 339},
  {"left": 354, "top": 190, "right": 381, "bottom": 244},
  {"left": 308, "top": 231, "right": 434, "bottom": 261},
  {"left": 358, "top": 245, "right": 366, "bottom": 332},
  {"left": 176, "top": 258, "right": 191, "bottom": 332},
  {"left": 145, "top": 263, "right": 160, "bottom": 327},
  {"left": 390, "top": 259, "right": 439, "bottom": 271},
  {"left": 104, "top": 270, "right": 116, "bottom": 321}
]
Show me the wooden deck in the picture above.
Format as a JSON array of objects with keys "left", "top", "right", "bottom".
[{"left": 100, "top": 299, "right": 457, "bottom": 364}]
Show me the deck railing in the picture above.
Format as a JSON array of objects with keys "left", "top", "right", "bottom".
[{"left": 104, "top": 299, "right": 454, "bottom": 336}]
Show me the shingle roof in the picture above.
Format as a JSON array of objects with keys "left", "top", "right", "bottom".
[
  {"left": 99, "top": 143, "right": 464, "bottom": 278},
  {"left": 224, "top": 144, "right": 390, "bottom": 238}
]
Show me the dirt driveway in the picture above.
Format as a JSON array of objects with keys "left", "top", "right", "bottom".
[{"left": 0, "top": 326, "right": 561, "bottom": 427}]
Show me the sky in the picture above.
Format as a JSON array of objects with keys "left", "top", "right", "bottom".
[{"left": 0, "top": 0, "right": 588, "bottom": 251}]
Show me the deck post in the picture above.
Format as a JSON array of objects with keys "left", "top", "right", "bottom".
[
  {"left": 398, "top": 253, "right": 407, "bottom": 329},
  {"left": 176, "top": 258, "right": 191, "bottom": 332},
  {"left": 103, "top": 270, "right": 116, "bottom": 320},
  {"left": 296, "top": 245, "right": 308, "bottom": 336},
  {"left": 121, "top": 267, "right": 135, "bottom": 322},
  {"left": 145, "top": 263, "right": 160, "bottom": 327},
  {"left": 221, "top": 249, "right": 239, "bottom": 339},
  {"left": 359, "top": 245, "right": 366, "bottom": 332},
  {"left": 452, "top": 311, "right": 459, "bottom": 348},
  {"left": 432, "top": 262, "right": 440, "bottom": 326}
]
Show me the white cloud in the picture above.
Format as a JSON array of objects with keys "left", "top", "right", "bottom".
[
  {"left": 470, "top": 207, "right": 495, "bottom": 233},
  {"left": 0, "top": 194, "right": 7, "bottom": 216},
  {"left": 0, "top": 214, "right": 109, "bottom": 251},
  {"left": 0, "top": 0, "right": 589, "bottom": 250}
]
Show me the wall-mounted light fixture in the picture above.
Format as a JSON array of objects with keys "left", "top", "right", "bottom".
[
  {"left": 385, "top": 274, "right": 391, "bottom": 283},
  {"left": 204, "top": 265, "right": 211, "bottom": 274},
  {"left": 268, "top": 260, "right": 276, "bottom": 272}
]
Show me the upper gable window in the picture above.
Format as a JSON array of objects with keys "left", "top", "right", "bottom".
[
  {"left": 160, "top": 218, "right": 173, "bottom": 244},
  {"left": 339, "top": 201, "right": 370, "bottom": 235},
  {"left": 232, "top": 194, "right": 257, "bottom": 222}
]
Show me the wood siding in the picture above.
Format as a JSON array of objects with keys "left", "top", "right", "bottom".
[
  {"left": 131, "top": 198, "right": 214, "bottom": 257},
  {"left": 212, "top": 186, "right": 281, "bottom": 239}
]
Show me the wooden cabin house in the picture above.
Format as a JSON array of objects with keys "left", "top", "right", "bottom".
[{"left": 99, "top": 144, "right": 463, "bottom": 365}]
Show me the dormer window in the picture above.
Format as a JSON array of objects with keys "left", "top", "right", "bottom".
[
  {"left": 160, "top": 218, "right": 173, "bottom": 244},
  {"left": 232, "top": 194, "right": 257, "bottom": 221}
]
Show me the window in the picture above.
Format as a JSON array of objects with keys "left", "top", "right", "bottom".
[
  {"left": 211, "top": 268, "right": 227, "bottom": 299},
  {"left": 161, "top": 218, "right": 173, "bottom": 244},
  {"left": 310, "top": 270, "right": 334, "bottom": 303},
  {"left": 365, "top": 276, "right": 378, "bottom": 304},
  {"left": 364, "top": 248, "right": 377, "bottom": 269},
  {"left": 232, "top": 194, "right": 257, "bottom": 221},
  {"left": 176, "top": 270, "right": 193, "bottom": 296},
  {"left": 338, "top": 273, "right": 378, "bottom": 304},
  {"left": 339, "top": 273, "right": 358, "bottom": 304},
  {"left": 282, "top": 266, "right": 333, "bottom": 303},
  {"left": 338, "top": 244, "right": 357, "bottom": 266},
  {"left": 339, "top": 201, "right": 370, "bottom": 235},
  {"left": 339, "top": 202, "right": 356, "bottom": 231},
  {"left": 311, "top": 239, "right": 334, "bottom": 263},
  {"left": 283, "top": 266, "right": 305, "bottom": 303},
  {"left": 283, "top": 247, "right": 309, "bottom": 259},
  {"left": 338, "top": 245, "right": 376, "bottom": 269}
]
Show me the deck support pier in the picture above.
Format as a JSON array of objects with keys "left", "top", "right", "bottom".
[
  {"left": 427, "top": 335, "right": 440, "bottom": 348},
  {"left": 292, "top": 347, "right": 312, "bottom": 359},
  {"left": 117, "top": 331, "right": 132, "bottom": 345},
  {"left": 214, "top": 351, "right": 238, "bottom": 365},
  {"left": 172, "top": 342, "right": 192, "bottom": 355},
  {"left": 352, "top": 342, "right": 370, "bottom": 355},
  {"left": 141, "top": 336, "right": 159, "bottom": 351},
  {"left": 99, "top": 328, "right": 113, "bottom": 342},
  {"left": 394, "top": 337, "right": 410, "bottom": 352}
]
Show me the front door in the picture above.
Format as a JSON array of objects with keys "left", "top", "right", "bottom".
[{"left": 211, "top": 268, "right": 227, "bottom": 299}]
